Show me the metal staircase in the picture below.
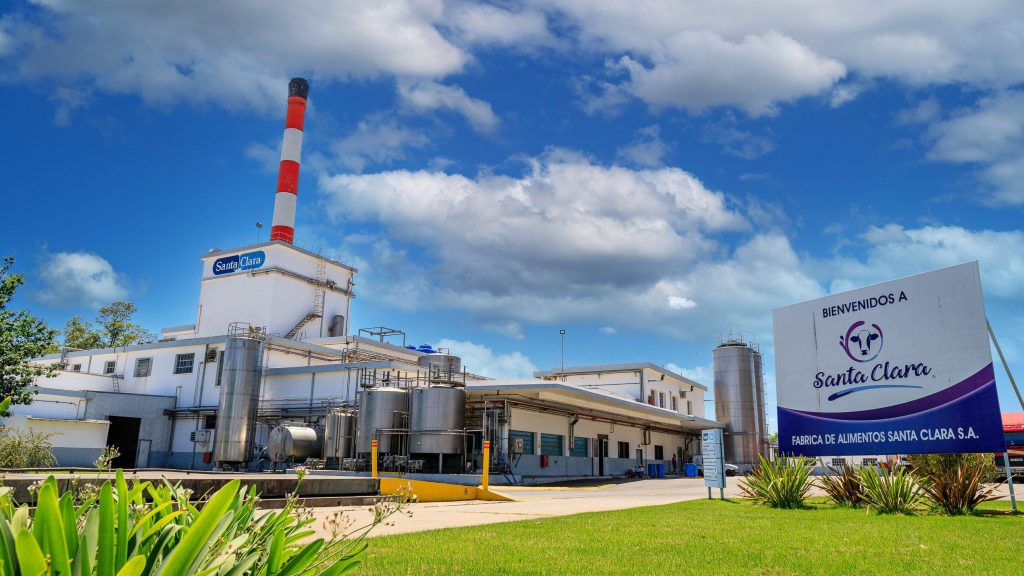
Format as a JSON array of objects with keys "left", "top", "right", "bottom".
[{"left": 283, "top": 254, "right": 328, "bottom": 339}]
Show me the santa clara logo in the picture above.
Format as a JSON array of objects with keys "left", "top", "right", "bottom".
[{"left": 839, "top": 320, "right": 883, "bottom": 363}]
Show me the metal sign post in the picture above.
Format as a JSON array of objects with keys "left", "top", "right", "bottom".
[
  {"left": 988, "top": 318, "right": 1022, "bottom": 514},
  {"left": 702, "top": 429, "right": 726, "bottom": 500}
]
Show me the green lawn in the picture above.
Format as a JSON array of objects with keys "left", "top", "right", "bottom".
[{"left": 359, "top": 500, "right": 1023, "bottom": 575}]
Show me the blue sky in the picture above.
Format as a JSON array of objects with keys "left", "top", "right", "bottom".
[{"left": 4, "top": 1, "right": 1024, "bottom": 429}]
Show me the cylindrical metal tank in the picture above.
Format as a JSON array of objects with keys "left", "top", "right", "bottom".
[
  {"left": 323, "top": 411, "right": 356, "bottom": 460},
  {"left": 418, "top": 353, "right": 462, "bottom": 384},
  {"left": 409, "top": 386, "right": 466, "bottom": 454},
  {"left": 267, "top": 425, "right": 322, "bottom": 463},
  {"left": 712, "top": 340, "right": 767, "bottom": 471},
  {"left": 357, "top": 387, "right": 409, "bottom": 453},
  {"left": 213, "top": 336, "right": 263, "bottom": 465}
]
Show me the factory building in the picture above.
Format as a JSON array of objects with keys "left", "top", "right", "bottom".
[{"left": 16, "top": 77, "right": 724, "bottom": 482}]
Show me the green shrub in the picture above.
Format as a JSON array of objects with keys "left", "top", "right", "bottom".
[
  {"left": 910, "top": 454, "right": 999, "bottom": 515},
  {"left": 0, "top": 425, "right": 57, "bottom": 468},
  {"left": 817, "top": 461, "right": 864, "bottom": 507},
  {"left": 739, "top": 454, "right": 814, "bottom": 509},
  {"left": 859, "top": 464, "right": 925, "bottom": 515},
  {"left": 0, "top": 470, "right": 403, "bottom": 575}
]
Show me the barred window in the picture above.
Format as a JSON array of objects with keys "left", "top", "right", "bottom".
[
  {"left": 570, "top": 437, "right": 589, "bottom": 457},
  {"left": 831, "top": 457, "right": 846, "bottom": 468},
  {"left": 540, "top": 433, "right": 564, "bottom": 456},
  {"left": 134, "top": 358, "right": 152, "bottom": 377},
  {"left": 174, "top": 353, "right": 195, "bottom": 375}
]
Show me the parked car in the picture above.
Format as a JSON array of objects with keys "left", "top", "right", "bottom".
[{"left": 692, "top": 456, "right": 740, "bottom": 476}]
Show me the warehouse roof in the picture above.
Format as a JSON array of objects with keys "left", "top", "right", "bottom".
[
  {"left": 466, "top": 380, "right": 720, "bottom": 431},
  {"left": 533, "top": 362, "right": 708, "bottom": 391}
]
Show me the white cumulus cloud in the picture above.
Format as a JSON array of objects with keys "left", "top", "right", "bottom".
[
  {"left": 35, "top": 251, "right": 129, "bottom": 308},
  {"left": 397, "top": 80, "right": 500, "bottom": 134}
]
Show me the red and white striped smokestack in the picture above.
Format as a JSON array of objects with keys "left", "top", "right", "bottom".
[{"left": 270, "top": 77, "right": 310, "bottom": 244}]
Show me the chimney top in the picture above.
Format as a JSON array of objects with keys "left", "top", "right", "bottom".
[{"left": 289, "top": 77, "right": 309, "bottom": 99}]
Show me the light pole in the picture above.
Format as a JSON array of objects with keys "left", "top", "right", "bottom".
[
  {"left": 256, "top": 222, "right": 263, "bottom": 243},
  {"left": 559, "top": 329, "right": 566, "bottom": 376}
]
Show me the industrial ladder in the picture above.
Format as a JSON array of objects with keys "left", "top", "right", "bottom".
[{"left": 284, "top": 255, "right": 327, "bottom": 339}]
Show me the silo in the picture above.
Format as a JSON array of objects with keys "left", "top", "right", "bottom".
[
  {"left": 712, "top": 340, "right": 766, "bottom": 472},
  {"left": 213, "top": 334, "right": 263, "bottom": 467},
  {"left": 356, "top": 387, "right": 409, "bottom": 454},
  {"left": 409, "top": 386, "right": 466, "bottom": 455},
  {"left": 323, "top": 411, "right": 357, "bottom": 463},
  {"left": 418, "top": 353, "right": 463, "bottom": 385}
]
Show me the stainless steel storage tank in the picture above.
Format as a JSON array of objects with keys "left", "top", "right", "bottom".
[
  {"left": 267, "top": 425, "right": 322, "bottom": 463},
  {"left": 357, "top": 387, "right": 409, "bottom": 454},
  {"left": 712, "top": 339, "right": 767, "bottom": 472},
  {"left": 409, "top": 386, "right": 466, "bottom": 454},
  {"left": 213, "top": 335, "right": 263, "bottom": 466},
  {"left": 418, "top": 353, "right": 462, "bottom": 384},
  {"left": 323, "top": 411, "right": 356, "bottom": 461}
]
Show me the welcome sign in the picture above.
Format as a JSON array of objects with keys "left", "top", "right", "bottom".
[{"left": 773, "top": 261, "right": 1004, "bottom": 456}]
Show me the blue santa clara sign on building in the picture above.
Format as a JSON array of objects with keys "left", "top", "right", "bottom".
[
  {"left": 212, "top": 250, "right": 266, "bottom": 276},
  {"left": 772, "top": 261, "right": 1004, "bottom": 456}
]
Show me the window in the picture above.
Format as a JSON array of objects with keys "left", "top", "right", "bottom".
[
  {"left": 617, "top": 441, "right": 630, "bottom": 459},
  {"left": 687, "top": 400, "right": 692, "bottom": 415},
  {"left": 509, "top": 430, "right": 535, "bottom": 455},
  {"left": 134, "top": 358, "right": 152, "bottom": 377},
  {"left": 71, "top": 364, "right": 81, "bottom": 372},
  {"left": 862, "top": 457, "right": 878, "bottom": 466},
  {"left": 680, "top": 391, "right": 687, "bottom": 398},
  {"left": 671, "top": 396, "right": 678, "bottom": 411},
  {"left": 830, "top": 457, "right": 846, "bottom": 468},
  {"left": 174, "top": 353, "right": 195, "bottom": 374},
  {"left": 570, "top": 437, "right": 589, "bottom": 457},
  {"left": 204, "top": 415, "right": 217, "bottom": 430},
  {"left": 103, "top": 361, "right": 116, "bottom": 375},
  {"left": 658, "top": 392, "right": 665, "bottom": 408},
  {"left": 215, "top": 351, "right": 225, "bottom": 385},
  {"left": 654, "top": 445, "right": 664, "bottom": 460},
  {"left": 540, "top": 433, "right": 564, "bottom": 456}
]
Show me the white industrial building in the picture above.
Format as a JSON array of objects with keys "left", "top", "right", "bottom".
[{"left": 15, "top": 77, "right": 722, "bottom": 482}]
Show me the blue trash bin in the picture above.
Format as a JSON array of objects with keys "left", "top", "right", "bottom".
[
  {"left": 685, "top": 463, "right": 698, "bottom": 477},
  {"left": 647, "top": 463, "right": 656, "bottom": 478},
  {"left": 657, "top": 463, "right": 665, "bottom": 477}
]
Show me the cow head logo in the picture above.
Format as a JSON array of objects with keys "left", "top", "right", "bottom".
[{"left": 839, "top": 320, "right": 883, "bottom": 363}]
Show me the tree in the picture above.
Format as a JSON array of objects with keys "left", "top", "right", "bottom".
[
  {"left": 0, "top": 256, "right": 58, "bottom": 407},
  {"left": 61, "top": 301, "right": 155, "bottom": 349},
  {"left": 62, "top": 315, "right": 103, "bottom": 350},
  {"left": 95, "top": 301, "right": 155, "bottom": 347}
]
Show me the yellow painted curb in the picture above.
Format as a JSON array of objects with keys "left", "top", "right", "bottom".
[{"left": 379, "top": 478, "right": 515, "bottom": 502}]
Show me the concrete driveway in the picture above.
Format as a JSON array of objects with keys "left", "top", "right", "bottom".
[{"left": 309, "top": 477, "right": 745, "bottom": 538}]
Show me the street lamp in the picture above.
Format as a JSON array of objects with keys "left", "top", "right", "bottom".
[{"left": 559, "top": 329, "right": 566, "bottom": 376}]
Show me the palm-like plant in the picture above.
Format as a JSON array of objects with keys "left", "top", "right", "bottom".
[
  {"left": 913, "top": 456, "right": 999, "bottom": 515},
  {"left": 817, "top": 461, "right": 864, "bottom": 507},
  {"left": 739, "top": 454, "right": 815, "bottom": 509},
  {"left": 859, "top": 464, "right": 925, "bottom": 515},
  {"left": 0, "top": 469, "right": 400, "bottom": 575}
]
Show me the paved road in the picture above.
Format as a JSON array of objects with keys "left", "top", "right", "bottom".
[
  {"left": 309, "top": 478, "right": 1022, "bottom": 539},
  {"left": 309, "top": 478, "right": 745, "bottom": 538}
]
